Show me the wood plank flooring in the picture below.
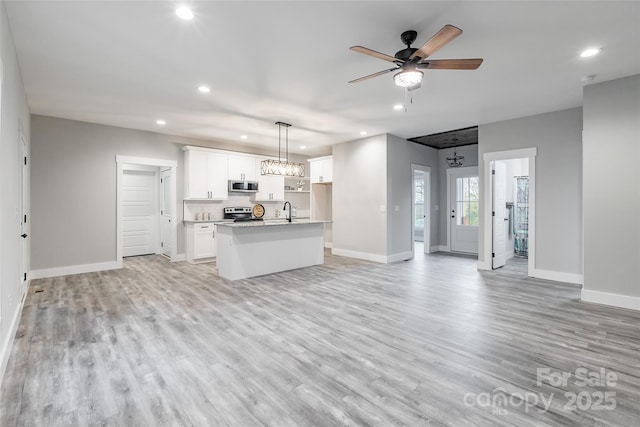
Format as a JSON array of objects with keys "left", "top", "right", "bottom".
[{"left": 1, "top": 251, "right": 638, "bottom": 426}]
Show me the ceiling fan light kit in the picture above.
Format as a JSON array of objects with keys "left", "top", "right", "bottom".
[
  {"left": 394, "top": 69, "right": 423, "bottom": 88},
  {"left": 261, "top": 122, "right": 305, "bottom": 177},
  {"left": 349, "top": 24, "right": 483, "bottom": 100}
]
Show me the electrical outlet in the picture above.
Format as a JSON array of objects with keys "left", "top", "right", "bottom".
[{"left": 379, "top": 205, "right": 386, "bottom": 212}]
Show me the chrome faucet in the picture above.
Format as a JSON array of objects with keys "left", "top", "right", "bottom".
[{"left": 283, "top": 201, "right": 292, "bottom": 222}]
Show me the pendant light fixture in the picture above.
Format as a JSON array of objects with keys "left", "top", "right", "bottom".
[
  {"left": 446, "top": 148, "right": 464, "bottom": 167},
  {"left": 261, "top": 121, "right": 305, "bottom": 177}
]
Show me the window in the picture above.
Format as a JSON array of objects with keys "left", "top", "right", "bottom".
[
  {"left": 456, "top": 176, "right": 479, "bottom": 226},
  {"left": 414, "top": 176, "right": 424, "bottom": 229}
]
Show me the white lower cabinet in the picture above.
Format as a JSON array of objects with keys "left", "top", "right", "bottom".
[{"left": 186, "top": 223, "right": 216, "bottom": 263}]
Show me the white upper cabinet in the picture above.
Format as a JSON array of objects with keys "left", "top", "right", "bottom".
[
  {"left": 255, "top": 158, "right": 285, "bottom": 201},
  {"left": 309, "top": 156, "right": 333, "bottom": 184},
  {"left": 228, "top": 155, "right": 257, "bottom": 181},
  {"left": 184, "top": 149, "right": 228, "bottom": 199}
]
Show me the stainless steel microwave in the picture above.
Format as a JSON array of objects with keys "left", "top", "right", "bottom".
[{"left": 228, "top": 180, "right": 259, "bottom": 193}]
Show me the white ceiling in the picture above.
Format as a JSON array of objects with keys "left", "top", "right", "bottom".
[{"left": 5, "top": 1, "right": 640, "bottom": 155}]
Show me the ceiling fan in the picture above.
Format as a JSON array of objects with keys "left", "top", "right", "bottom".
[{"left": 349, "top": 24, "right": 483, "bottom": 91}]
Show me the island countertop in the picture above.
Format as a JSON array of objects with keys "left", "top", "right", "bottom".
[{"left": 215, "top": 219, "right": 331, "bottom": 228}]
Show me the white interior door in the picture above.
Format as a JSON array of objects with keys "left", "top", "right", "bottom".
[
  {"left": 492, "top": 162, "right": 508, "bottom": 268},
  {"left": 122, "top": 170, "right": 156, "bottom": 257},
  {"left": 20, "top": 130, "right": 28, "bottom": 290},
  {"left": 414, "top": 171, "right": 425, "bottom": 242},
  {"left": 160, "top": 169, "right": 172, "bottom": 257},
  {"left": 449, "top": 168, "right": 479, "bottom": 254},
  {"left": 411, "top": 165, "right": 430, "bottom": 254}
]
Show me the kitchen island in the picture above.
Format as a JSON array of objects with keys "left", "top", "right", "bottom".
[{"left": 215, "top": 220, "right": 328, "bottom": 280}]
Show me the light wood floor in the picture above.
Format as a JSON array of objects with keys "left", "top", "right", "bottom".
[{"left": 1, "top": 251, "right": 638, "bottom": 426}]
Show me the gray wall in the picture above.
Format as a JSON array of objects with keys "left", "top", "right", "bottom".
[
  {"left": 30, "top": 115, "right": 301, "bottom": 270},
  {"left": 332, "top": 135, "right": 388, "bottom": 256},
  {"left": 478, "top": 107, "right": 583, "bottom": 276},
  {"left": 1, "top": 0, "right": 31, "bottom": 379},
  {"left": 437, "top": 145, "right": 479, "bottom": 247},
  {"left": 386, "top": 134, "right": 439, "bottom": 255},
  {"left": 583, "top": 74, "right": 640, "bottom": 298}
]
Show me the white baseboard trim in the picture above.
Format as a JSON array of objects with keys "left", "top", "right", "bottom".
[
  {"left": 532, "top": 268, "right": 583, "bottom": 285},
  {"left": 173, "top": 253, "right": 186, "bottom": 262},
  {"left": 387, "top": 251, "right": 414, "bottom": 263},
  {"left": 30, "top": 261, "right": 121, "bottom": 280},
  {"left": 432, "top": 245, "right": 449, "bottom": 253},
  {"left": 331, "top": 248, "right": 387, "bottom": 264},
  {"left": 581, "top": 289, "right": 640, "bottom": 311},
  {"left": 332, "top": 248, "right": 413, "bottom": 264},
  {"left": 0, "top": 288, "right": 28, "bottom": 385}
]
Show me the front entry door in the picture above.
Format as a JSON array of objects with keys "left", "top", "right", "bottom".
[
  {"left": 160, "top": 169, "right": 172, "bottom": 257},
  {"left": 449, "top": 167, "right": 479, "bottom": 254}
]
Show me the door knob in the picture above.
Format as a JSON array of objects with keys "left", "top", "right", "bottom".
[
  {"left": 21, "top": 233, "right": 27, "bottom": 238},
  {"left": 451, "top": 215, "right": 455, "bottom": 219}
]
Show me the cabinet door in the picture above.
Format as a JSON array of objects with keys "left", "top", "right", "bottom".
[
  {"left": 228, "top": 155, "right": 257, "bottom": 181},
  {"left": 255, "top": 158, "right": 285, "bottom": 201},
  {"left": 185, "top": 150, "right": 209, "bottom": 198},
  {"left": 321, "top": 159, "right": 333, "bottom": 183},
  {"left": 194, "top": 225, "right": 216, "bottom": 258},
  {"left": 207, "top": 153, "right": 228, "bottom": 199},
  {"left": 269, "top": 175, "right": 285, "bottom": 201},
  {"left": 255, "top": 175, "right": 285, "bottom": 201}
]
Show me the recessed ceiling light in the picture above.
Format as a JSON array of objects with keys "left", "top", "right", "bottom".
[
  {"left": 240, "top": 135, "right": 248, "bottom": 139},
  {"left": 175, "top": 6, "right": 194, "bottom": 20},
  {"left": 300, "top": 145, "right": 306, "bottom": 150},
  {"left": 156, "top": 119, "right": 166, "bottom": 126},
  {"left": 580, "top": 48, "right": 600, "bottom": 58},
  {"left": 198, "top": 85, "right": 210, "bottom": 93},
  {"left": 360, "top": 131, "right": 368, "bottom": 136},
  {"left": 393, "top": 104, "right": 404, "bottom": 111}
]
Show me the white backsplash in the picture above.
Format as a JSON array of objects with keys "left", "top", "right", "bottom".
[{"left": 183, "top": 192, "right": 310, "bottom": 221}]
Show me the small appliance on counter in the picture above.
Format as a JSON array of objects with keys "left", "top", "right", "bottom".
[{"left": 223, "top": 206, "right": 264, "bottom": 223}]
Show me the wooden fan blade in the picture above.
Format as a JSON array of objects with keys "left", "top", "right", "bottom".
[
  {"left": 409, "top": 24, "right": 463, "bottom": 60},
  {"left": 350, "top": 46, "right": 400, "bottom": 63},
  {"left": 417, "top": 58, "right": 483, "bottom": 70},
  {"left": 349, "top": 67, "right": 398, "bottom": 83}
]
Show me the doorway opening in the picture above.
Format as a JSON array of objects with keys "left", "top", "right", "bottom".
[
  {"left": 411, "top": 164, "right": 431, "bottom": 257},
  {"left": 481, "top": 148, "right": 536, "bottom": 274},
  {"left": 116, "top": 156, "right": 177, "bottom": 267},
  {"left": 447, "top": 166, "right": 479, "bottom": 255},
  {"left": 491, "top": 158, "right": 530, "bottom": 271}
]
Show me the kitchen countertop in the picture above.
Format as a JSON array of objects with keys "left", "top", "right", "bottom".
[
  {"left": 215, "top": 219, "right": 331, "bottom": 228},
  {"left": 183, "top": 217, "right": 312, "bottom": 225}
]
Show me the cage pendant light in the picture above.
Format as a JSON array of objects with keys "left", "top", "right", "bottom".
[{"left": 261, "top": 121, "right": 305, "bottom": 177}]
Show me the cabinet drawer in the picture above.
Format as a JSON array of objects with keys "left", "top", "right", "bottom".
[{"left": 195, "top": 224, "right": 214, "bottom": 231}]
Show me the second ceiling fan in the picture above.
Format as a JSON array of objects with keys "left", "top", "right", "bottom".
[{"left": 349, "top": 24, "right": 483, "bottom": 90}]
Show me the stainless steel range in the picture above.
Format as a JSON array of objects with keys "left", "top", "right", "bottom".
[{"left": 223, "top": 207, "right": 263, "bottom": 222}]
